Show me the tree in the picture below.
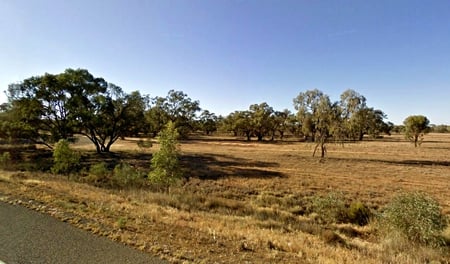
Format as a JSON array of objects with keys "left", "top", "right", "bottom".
[
  {"left": 145, "top": 97, "right": 170, "bottom": 137},
  {"left": 249, "top": 102, "right": 274, "bottom": 141},
  {"left": 6, "top": 68, "right": 143, "bottom": 153},
  {"left": 122, "top": 91, "right": 149, "bottom": 137},
  {"left": 294, "top": 89, "right": 342, "bottom": 157},
  {"left": 148, "top": 121, "right": 182, "bottom": 186},
  {"left": 403, "top": 115, "right": 430, "bottom": 147},
  {"left": 76, "top": 85, "right": 146, "bottom": 153},
  {"left": 339, "top": 89, "right": 367, "bottom": 140},
  {"left": 6, "top": 69, "right": 108, "bottom": 147},
  {"left": 162, "top": 90, "right": 201, "bottom": 137},
  {"left": 198, "top": 110, "right": 218, "bottom": 135},
  {"left": 272, "top": 109, "right": 293, "bottom": 140},
  {"left": 221, "top": 110, "right": 253, "bottom": 140}
]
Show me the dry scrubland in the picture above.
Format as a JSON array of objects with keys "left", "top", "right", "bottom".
[{"left": 0, "top": 133, "right": 449, "bottom": 263}]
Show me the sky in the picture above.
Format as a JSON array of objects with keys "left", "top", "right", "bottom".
[{"left": 1, "top": 0, "right": 449, "bottom": 125}]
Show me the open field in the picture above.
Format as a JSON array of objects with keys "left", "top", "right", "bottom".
[{"left": 0, "top": 133, "right": 449, "bottom": 263}]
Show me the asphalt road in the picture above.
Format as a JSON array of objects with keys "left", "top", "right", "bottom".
[{"left": 0, "top": 201, "right": 167, "bottom": 264}]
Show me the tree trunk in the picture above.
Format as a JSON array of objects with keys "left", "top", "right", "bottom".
[
  {"left": 257, "top": 133, "right": 263, "bottom": 141},
  {"left": 245, "top": 132, "right": 251, "bottom": 141},
  {"left": 358, "top": 131, "right": 364, "bottom": 141}
]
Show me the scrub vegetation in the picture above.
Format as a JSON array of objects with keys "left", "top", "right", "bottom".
[
  {"left": 0, "top": 133, "right": 449, "bottom": 263},
  {"left": 0, "top": 68, "right": 449, "bottom": 263}
]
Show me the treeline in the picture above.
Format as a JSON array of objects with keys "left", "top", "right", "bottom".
[{"left": 0, "top": 68, "right": 400, "bottom": 155}]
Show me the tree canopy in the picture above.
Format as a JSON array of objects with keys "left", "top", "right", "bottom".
[
  {"left": 403, "top": 115, "right": 430, "bottom": 147},
  {"left": 4, "top": 69, "right": 147, "bottom": 152}
]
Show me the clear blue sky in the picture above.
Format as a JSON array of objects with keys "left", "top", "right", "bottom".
[{"left": 1, "top": 0, "right": 449, "bottom": 125}]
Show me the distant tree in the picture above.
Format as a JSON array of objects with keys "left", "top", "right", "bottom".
[
  {"left": 365, "top": 109, "right": 393, "bottom": 138},
  {"left": 221, "top": 111, "right": 253, "bottom": 140},
  {"left": 249, "top": 102, "right": 274, "bottom": 141},
  {"left": 235, "top": 111, "right": 254, "bottom": 141},
  {"left": 403, "top": 115, "right": 430, "bottom": 147},
  {"left": 122, "top": 91, "right": 149, "bottom": 137},
  {"left": 339, "top": 90, "right": 392, "bottom": 140},
  {"left": 149, "top": 90, "right": 201, "bottom": 138},
  {"left": 340, "top": 89, "right": 367, "bottom": 140},
  {"left": 272, "top": 109, "right": 293, "bottom": 140},
  {"left": 294, "top": 89, "right": 342, "bottom": 157},
  {"left": 145, "top": 97, "right": 170, "bottom": 137},
  {"left": 198, "top": 110, "right": 218, "bottom": 135},
  {"left": 430, "top": 124, "right": 449, "bottom": 133},
  {"left": 392, "top": 125, "right": 405, "bottom": 134}
]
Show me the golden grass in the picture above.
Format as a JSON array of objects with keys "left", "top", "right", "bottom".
[{"left": 0, "top": 133, "right": 449, "bottom": 263}]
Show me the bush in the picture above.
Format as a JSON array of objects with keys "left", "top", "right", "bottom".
[
  {"left": 87, "top": 162, "right": 110, "bottom": 183},
  {"left": 51, "top": 139, "right": 81, "bottom": 174},
  {"left": 310, "top": 192, "right": 347, "bottom": 224},
  {"left": 112, "top": 162, "right": 143, "bottom": 187},
  {"left": 347, "top": 201, "right": 371, "bottom": 226},
  {"left": 379, "top": 192, "right": 448, "bottom": 247},
  {"left": 148, "top": 121, "right": 183, "bottom": 186}
]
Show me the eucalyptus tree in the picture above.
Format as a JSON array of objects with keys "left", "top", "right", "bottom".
[
  {"left": 5, "top": 68, "right": 144, "bottom": 153},
  {"left": 339, "top": 89, "right": 368, "bottom": 140},
  {"left": 150, "top": 90, "right": 201, "bottom": 138},
  {"left": 403, "top": 115, "right": 430, "bottom": 147},
  {"left": 5, "top": 69, "right": 108, "bottom": 147},
  {"left": 294, "top": 89, "right": 342, "bottom": 157},
  {"left": 272, "top": 109, "right": 293, "bottom": 140},
  {"left": 249, "top": 102, "right": 274, "bottom": 141},
  {"left": 76, "top": 84, "right": 148, "bottom": 153},
  {"left": 198, "top": 110, "right": 218, "bottom": 135}
]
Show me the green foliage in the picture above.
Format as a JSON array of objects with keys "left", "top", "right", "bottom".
[
  {"left": 88, "top": 162, "right": 110, "bottom": 183},
  {"left": 112, "top": 162, "right": 143, "bottom": 187},
  {"left": 379, "top": 192, "right": 448, "bottom": 247},
  {"left": 0, "top": 152, "right": 11, "bottom": 169},
  {"left": 89, "top": 162, "right": 110, "bottom": 179},
  {"left": 403, "top": 115, "right": 430, "bottom": 147},
  {"left": 347, "top": 201, "right": 371, "bottom": 226},
  {"left": 198, "top": 110, "right": 218, "bottom": 135},
  {"left": 294, "top": 89, "right": 341, "bottom": 157},
  {"left": 148, "top": 121, "right": 183, "bottom": 186},
  {"left": 148, "top": 90, "right": 200, "bottom": 139},
  {"left": 5, "top": 68, "right": 148, "bottom": 152},
  {"left": 51, "top": 139, "right": 81, "bottom": 174},
  {"left": 310, "top": 192, "right": 347, "bottom": 224}
]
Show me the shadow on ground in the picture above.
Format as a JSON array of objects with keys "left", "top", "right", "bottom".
[{"left": 181, "top": 153, "right": 284, "bottom": 180}]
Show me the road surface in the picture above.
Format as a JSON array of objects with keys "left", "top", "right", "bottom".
[{"left": 0, "top": 201, "right": 167, "bottom": 264}]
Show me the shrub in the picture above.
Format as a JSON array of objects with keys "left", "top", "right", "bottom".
[
  {"left": 88, "top": 162, "right": 110, "bottom": 181},
  {"left": 310, "top": 192, "right": 347, "bottom": 224},
  {"left": 112, "top": 162, "right": 143, "bottom": 187},
  {"left": 379, "top": 192, "right": 448, "bottom": 247},
  {"left": 347, "top": 201, "right": 371, "bottom": 226},
  {"left": 0, "top": 152, "right": 11, "bottom": 170},
  {"left": 51, "top": 139, "right": 81, "bottom": 174},
  {"left": 148, "top": 121, "right": 182, "bottom": 186}
]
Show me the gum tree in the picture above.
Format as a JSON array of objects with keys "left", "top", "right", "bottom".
[
  {"left": 294, "top": 89, "right": 342, "bottom": 157},
  {"left": 403, "top": 115, "right": 430, "bottom": 147}
]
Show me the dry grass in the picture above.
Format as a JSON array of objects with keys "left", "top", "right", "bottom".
[{"left": 0, "top": 133, "right": 449, "bottom": 263}]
